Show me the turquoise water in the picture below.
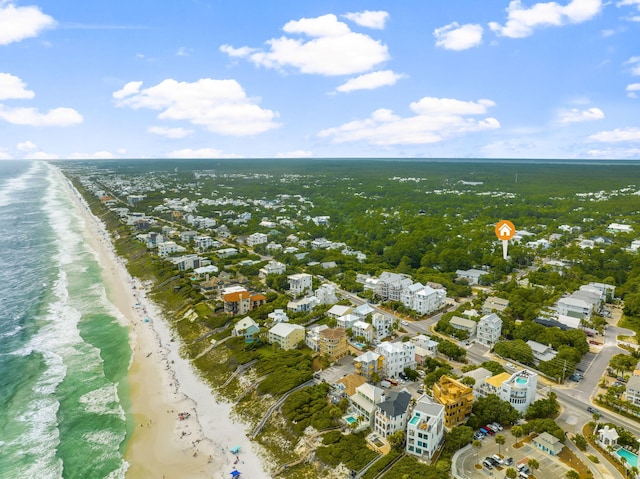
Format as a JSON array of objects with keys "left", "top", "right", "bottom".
[
  {"left": 617, "top": 448, "right": 638, "bottom": 467},
  {"left": 410, "top": 415, "right": 420, "bottom": 425},
  {"left": 345, "top": 415, "right": 357, "bottom": 424},
  {"left": 0, "top": 161, "right": 132, "bottom": 478},
  {"left": 516, "top": 377, "right": 527, "bottom": 384}
]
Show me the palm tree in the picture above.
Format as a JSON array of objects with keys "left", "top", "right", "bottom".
[
  {"left": 512, "top": 425, "right": 524, "bottom": 446},
  {"left": 528, "top": 458, "right": 539, "bottom": 477},
  {"left": 630, "top": 466, "right": 639, "bottom": 479},
  {"left": 472, "top": 439, "right": 482, "bottom": 465},
  {"left": 495, "top": 434, "right": 506, "bottom": 457}
]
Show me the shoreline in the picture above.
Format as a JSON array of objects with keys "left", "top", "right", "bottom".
[{"left": 62, "top": 170, "right": 271, "bottom": 478}]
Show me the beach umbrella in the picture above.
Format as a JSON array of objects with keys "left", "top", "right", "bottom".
[
  {"left": 230, "top": 470, "right": 241, "bottom": 477},
  {"left": 230, "top": 446, "right": 241, "bottom": 454}
]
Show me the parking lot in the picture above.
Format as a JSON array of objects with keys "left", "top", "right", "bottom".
[{"left": 458, "top": 429, "right": 572, "bottom": 478}]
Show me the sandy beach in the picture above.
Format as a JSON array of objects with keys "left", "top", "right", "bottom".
[{"left": 65, "top": 174, "right": 271, "bottom": 478}]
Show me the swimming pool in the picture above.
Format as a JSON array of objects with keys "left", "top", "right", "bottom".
[
  {"left": 344, "top": 415, "right": 357, "bottom": 424},
  {"left": 617, "top": 448, "right": 638, "bottom": 468},
  {"left": 410, "top": 415, "right": 420, "bottom": 425},
  {"left": 516, "top": 377, "right": 527, "bottom": 384}
]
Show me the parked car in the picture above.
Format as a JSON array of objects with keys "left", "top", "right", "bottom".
[
  {"left": 492, "top": 455, "right": 503, "bottom": 465},
  {"left": 490, "top": 422, "right": 503, "bottom": 431},
  {"left": 474, "top": 432, "right": 485, "bottom": 440},
  {"left": 484, "top": 425, "right": 496, "bottom": 435},
  {"left": 505, "top": 362, "right": 515, "bottom": 370},
  {"left": 483, "top": 459, "right": 494, "bottom": 469},
  {"left": 587, "top": 406, "right": 599, "bottom": 414},
  {"left": 505, "top": 457, "right": 513, "bottom": 466}
]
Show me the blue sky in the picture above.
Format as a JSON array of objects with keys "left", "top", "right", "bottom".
[{"left": 0, "top": 0, "right": 639, "bottom": 160}]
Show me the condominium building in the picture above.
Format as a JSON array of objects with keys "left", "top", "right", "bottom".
[
  {"left": 375, "top": 341, "right": 416, "bottom": 378},
  {"left": 432, "top": 376, "right": 474, "bottom": 428},
  {"left": 267, "top": 323, "right": 305, "bottom": 350},
  {"left": 354, "top": 351, "right": 384, "bottom": 381},
  {"left": 319, "top": 327, "right": 348, "bottom": 362}
]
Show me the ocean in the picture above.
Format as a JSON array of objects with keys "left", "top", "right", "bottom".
[{"left": 0, "top": 161, "right": 132, "bottom": 478}]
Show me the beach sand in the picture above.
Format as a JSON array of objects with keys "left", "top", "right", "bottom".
[{"left": 65, "top": 173, "right": 271, "bottom": 478}]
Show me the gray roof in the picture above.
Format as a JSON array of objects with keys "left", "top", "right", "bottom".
[{"left": 378, "top": 390, "right": 412, "bottom": 419}]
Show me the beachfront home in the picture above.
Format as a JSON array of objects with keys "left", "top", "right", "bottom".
[
  {"left": 305, "top": 324, "right": 329, "bottom": 351},
  {"left": 268, "top": 323, "right": 305, "bottom": 350},
  {"left": 406, "top": 396, "right": 445, "bottom": 461},
  {"left": 374, "top": 390, "right": 412, "bottom": 439},
  {"left": 319, "top": 328, "right": 348, "bottom": 362},
  {"left": 232, "top": 317, "right": 260, "bottom": 343},
  {"left": 349, "top": 383, "right": 385, "bottom": 428}
]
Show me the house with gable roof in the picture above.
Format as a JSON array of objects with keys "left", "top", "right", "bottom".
[
  {"left": 374, "top": 390, "right": 412, "bottom": 439},
  {"left": 232, "top": 317, "right": 260, "bottom": 343}
]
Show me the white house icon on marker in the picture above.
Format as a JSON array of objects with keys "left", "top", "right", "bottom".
[{"left": 498, "top": 223, "right": 512, "bottom": 239}]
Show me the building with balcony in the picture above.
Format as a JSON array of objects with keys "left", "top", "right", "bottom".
[
  {"left": 374, "top": 390, "right": 411, "bottom": 439},
  {"left": 267, "top": 323, "right": 305, "bottom": 350},
  {"left": 319, "top": 327, "right": 348, "bottom": 362},
  {"left": 288, "top": 273, "right": 313, "bottom": 297},
  {"left": 499, "top": 369, "right": 538, "bottom": 413},
  {"left": 432, "top": 376, "right": 474, "bottom": 428},
  {"left": 375, "top": 341, "right": 416, "bottom": 378},
  {"left": 406, "top": 396, "right": 445, "bottom": 461},
  {"left": 476, "top": 313, "right": 502, "bottom": 347},
  {"left": 354, "top": 351, "right": 384, "bottom": 381}
]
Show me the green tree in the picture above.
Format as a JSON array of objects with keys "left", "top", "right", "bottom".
[
  {"left": 469, "top": 394, "right": 521, "bottom": 428},
  {"left": 565, "top": 470, "right": 579, "bottom": 479},
  {"left": 388, "top": 430, "right": 406, "bottom": 450},
  {"left": 512, "top": 425, "right": 524, "bottom": 445},
  {"left": 526, "top": 392, "right": 560, "bottom": 419},
  {"left": 527, "top": 458, "right": 539, "bottom": 475},
  {"left": 495, "top": 434, "right": 506, "bottom": 456},
  {"left": 443, "top": 426, "right": 474, "bottom": 454},
  {"left": 573, "top": 434, "right": 588, "bottom": 451},
  {"left": 506, "top": 467, "right": 518, "bottom": 479}
]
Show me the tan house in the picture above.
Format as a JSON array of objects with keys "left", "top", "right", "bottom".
[
  {"left": 268, "top": 323, "right": 305, "bottom": 350},
  {"left": 432, "top": 376, "right": 474, "bottom": 428},
  {"left": 319, "top": 327, "right": 348, "bottom": 362}
]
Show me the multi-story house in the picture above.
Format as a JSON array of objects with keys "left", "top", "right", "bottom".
[
  {"left": 158, "top": 241, "right": 186, "bottom": 257},
  {"left": 352, "top": 321, "right": 374, "bottom": 343},
  {"left": 194, "top": 235, "right": 217, "bottom": 251},
  {"left": 315, "top": 284, "right": 337, "bottom": 305},
  {"left": 350, "top": 383, "right": 385, "bottom": 427},
  {"left": 319, "top": 328, "right": 348, "bottom": 362},
  {"left": 337, "top": 314, "right": 360, "bottom": 330},
  {"left": 432, "top": 376, "right": 474, "bottom": 428},
  {"left": 406, "top": 396, "right": 445, "bottom": 461},
  {"left": 499, "top": 369, "right": 538, "bottom": 413},
  {"left": 376, "top": 341, "right": 416, "bottom": 378},
  {"left": 400, "top": 283, "right": 446, "bottom": 315},
  {"left": 305, "top": 324, "right": 329, "bottom": 351},
  {"left": 449, "top": 316, "right": 477, "bottom": 338},
  {"left": 375, "top": 272, "right": 414, "bottom": 301},
  {"left": 247, "top": 232, "right": 268, "bottom": 247},
  {"left": 267, "top": 323, "right": 305, "bottom": 350},
  {"left": 482, "top": 296, "right": 510, "bottom": 314},
  {"left": 625, "top": 375, "right": 640, "bottom": 406},
  {"left": 288, "top": 273, "right": 313, "bottom": 297},
  {"left": 259, "top": 260, "right": 286, "bottom": 278},
  {"left": 232, "top": 317, "right": 260, "bottom": 342},
  {"left": 372, "top": 313, "right": 393, "bottom": 340},
  {"left": 223, "top": 290, "right": 265, "bottom": 316},
  {"left": 374, "top": 390, "right": 412, "bottom": 439},
  {"left": 476, "top": 313, "right": 502, "bottom": 347},
  {"left": 354, "top": 351, "right": 384, "bottom": 381}
]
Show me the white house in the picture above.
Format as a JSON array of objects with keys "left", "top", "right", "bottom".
[
  {"left": 247, "top": 232, "right": 268, "bottom": 247},
  {"left": 376, "top": 341, "right": 416, "bottom": 378},
  {"left": 288, "top": 273, "right": 313, "bottom": 297},
  {"left": 372, "top": 313, "right": 393, "bottom": 340},
  {"left": 194, "top": 235, "right": 216, "bottom": 251},
  {"left": 608, "top": 223, "right": 633, "bottom": 234},
  {"left": 455, "top": 268, "right": 486, "bottom": 285},
  {"left": 306, "top": 324, "right": 329, "bottom": 351},
  {"left": 526, "top": 340, "right": 557, "bottom": 363},
  {"left": 499, "top": 369, "right": 538, "bottom": 413},
  {"left": 401, "top": 283, "right": 447, "bottom": 315},
  {"left": 337, "top": 314, "right": 360, "bottom": 330},
  {"left": 327, "top": 304, "right": 353, "bottom": 319},
  {"left": 557, "top": 296, "right": 594, "bottom": 321},
  {"left": 375, "top": 272, "right": 414, "bottom": 301},
  {"left": 350, "top": 383, "right": 385, "bottom": 427},
  {"left": 315, "top": 284, "right": 337, "bottom": 305},
  {"left": 268, "top": 309, "right": 289, "bottom": 323},
  {"left": 158, "top": 241, "right": 186, "bottom": 257},
  {"left": 374, "top": 390, "right": 412, "bottom": 439},
  {"left": 287, "top": 296, "right": 319, "bottom": 313},
  {"left": 352, "top": 321, "right": 374, "bottom": 343},
  {"left": 411, "top": 335, "right": 439, "bottom": 360},
  {"left": 259, "top": 260, "right": 286, "bottom": 278},
  {"left": 476, "top": 313, "right": 502, "bottom": 347},
  {"left": 598, "top": 425, "right": 619, "bottom": 448},
  {"left": 406, "top": 396, "right": 445, "bottom": 461},
  {"left": 624, "top": 375, "right": 640, "bottom": 406}
]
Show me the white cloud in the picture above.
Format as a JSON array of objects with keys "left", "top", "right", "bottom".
[
  {"left": 17, "top": 140, "right": 37, "bottom": 151},
  {"left": 588, "top": 127, "right": 640, "bottom": 142},
  {"left": 627, "top": 83, "right": 640, "bottom": 98},
  {"left": 335, "top": 70, "right": 405, "bottom": 93},
  {"left": 434, "top": 22, "right": 483, "bottom": 50},
  {"left": 0, "top": 147, "right": 12, "bottom": 159},
  {"left": 626, "top": 56, "right": 640, "bottom": 75},
  {"left": 342, "top": 11, "right": 389, "bottom": 29},
  {"left": 220, "top": 14, "right": 389, "bottom": 76},
  {"left": 167, "top": 148, "right": 239, "bottom": 159},
  {"left": 0, "top": 105, "right": 82, "bottom": 126},
  {"left": 69, "top": 151, "right": 115, "bottom": 159},
  {"left": 114, "top": 78, "right": 280, "bottom": 136},
  {"left": 0, "top": 73, "right": 35, "bottom": 100},
  {"left": 489, "top": 0, "right": 602, "bottom": 38},
  {"left": 147, "top": 125, "right": 193, "bottom": 139},
  {"left": 0, "top": 2, "right": 55, "bottom": 45},
  {"left": 24, "top": 151, "right": 59, "bottom": 160},
  {"left": 318, "top": 96, "right": 499, "bottom": 146},
  {"left": 176, "top": 46, "right": 192, "bottom": 56},
  {"left": 556, "top": 107, "right": 604, "bottom": 124},
  {"left": 587, "top": 147, "right": 640, "bottom": 158},
  {"left": 275, "top": 150, "right": 313, "bottom": 158}
]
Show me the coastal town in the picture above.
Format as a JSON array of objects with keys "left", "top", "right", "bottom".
[{"left": 63, "top": 160, "right": 640, "bottom": 479}]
